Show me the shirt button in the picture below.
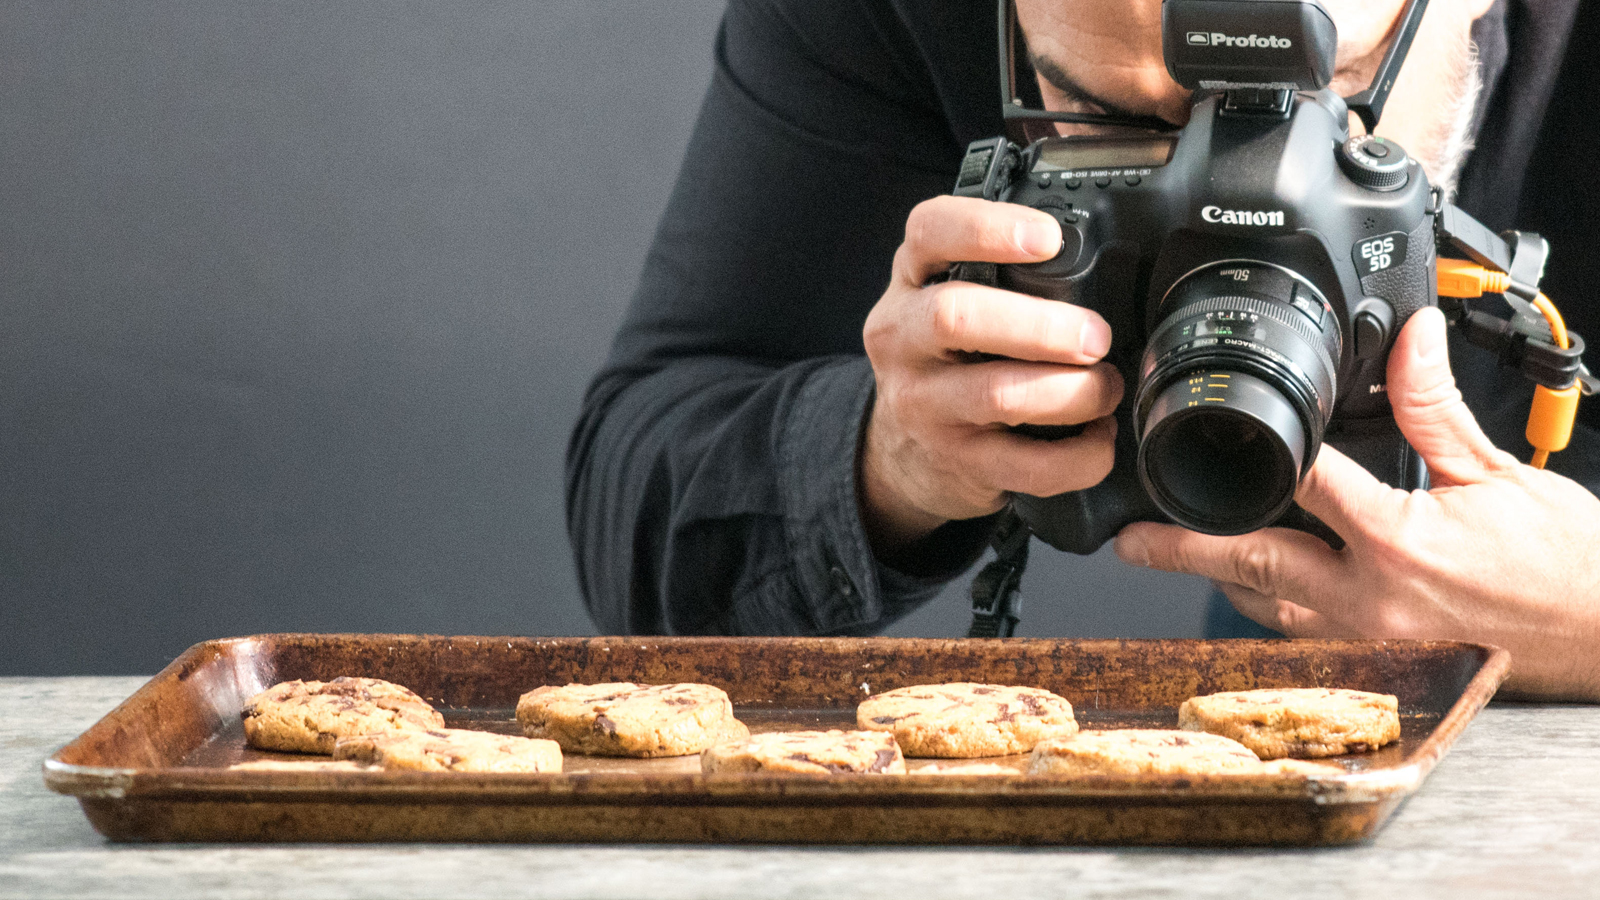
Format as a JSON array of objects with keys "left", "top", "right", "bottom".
[{"left": 829, "top": 566, "right": 855, "bottom": 598}]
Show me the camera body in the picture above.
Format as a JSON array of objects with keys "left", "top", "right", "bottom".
[{"left": 954, "top": 0, "right": 1437, "bottom": 553}]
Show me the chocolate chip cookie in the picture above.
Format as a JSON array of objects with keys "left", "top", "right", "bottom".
[
  {"left": 334, "top": 728, "right": 563, "bottom": 773},
  {"left": 1028, "top": 729, "right": 1265, "bottom": 775},
  {"left": 701, "top": 730, "right": 907, "bottom": 774},
  {"left": 516, "top": 682, "right": 748, "bottom": 757},
  {"left": 1178, "top": 688, "right": 1401, "bottom": 759},
  {"left": 242, "top": 677, "right": 445, "bottom": 754},
  {"left": 856, "top": 682, "right": 1078, "bottom": 757}
]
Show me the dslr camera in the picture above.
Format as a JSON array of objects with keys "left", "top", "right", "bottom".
[{"left": 956, "top": 0, "right": 1518, "bottom": 554}]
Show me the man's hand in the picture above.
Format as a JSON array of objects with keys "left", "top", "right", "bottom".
[
  {"left": 1115, "top": 307, "right": 1600, "bottom": 700},
  {"left": 860, "top": 195, "right": 1123, "bottom": 556}
]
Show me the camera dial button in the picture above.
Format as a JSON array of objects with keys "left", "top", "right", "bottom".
[
  {"left": 1064, "top": 177, "right": 1082, "bottom": 190},
  {"left": 1124, "top": 174, "right": 1142, "bottom": 187},
  {"left": 1339, "top": 135, "right": 1409, "bottom": 191},
  {"left": 1094, "top": 176, "right": 1112, "bottom": 189}
]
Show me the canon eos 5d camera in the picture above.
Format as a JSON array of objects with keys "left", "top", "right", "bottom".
[{"left": 953, "top": 0, "right": 1445, "bottom": 553}]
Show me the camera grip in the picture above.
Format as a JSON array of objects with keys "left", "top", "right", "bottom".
[
  {"left": 1012, "top": 415, "right": 1162, "bottom": 554},
  {"left": 1359, "top": 214, "right": 1437, "bottom": 326}
]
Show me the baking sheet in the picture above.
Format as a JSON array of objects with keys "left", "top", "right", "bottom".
[{"left": 45, "top": 634, "right": 1508, "bottom": 845}]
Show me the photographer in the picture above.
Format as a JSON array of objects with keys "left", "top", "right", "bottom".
[{"left": 568, "top": 0, "right": 1600, "bottom": 699}]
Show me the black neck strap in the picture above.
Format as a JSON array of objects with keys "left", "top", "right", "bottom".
[{"left": 967, "top": 508, "right": 1032, "bottom": 638}]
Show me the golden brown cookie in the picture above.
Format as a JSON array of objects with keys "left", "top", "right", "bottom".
[
  {"left": 516, "top": 682, "right": 748, "bottom": 757},
  {"left": 241, "top": 677, "right": 445, "bottom": 754},
  {"left": 701, "top": 730, "right": 907, "bottom": 774},
  {"left": 334, "top": 728, "right": 563, "bottom": 773},
  {"left": 1178, "top": 688, "right": 1401, "bottom": 759},
  {"left": 856, "top": 682, "right": 1078, "bottom": 757},
  {"left": 1028, "top": 729, "right": 1264, "bottom": 776}
]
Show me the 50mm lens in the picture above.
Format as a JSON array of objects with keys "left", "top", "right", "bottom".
[{"left": 1134, "top": 261, "right": 1341, "bottom": 534}]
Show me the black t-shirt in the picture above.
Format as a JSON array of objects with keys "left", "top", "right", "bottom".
[{"left": 568, "top": 0, "right": 1596, "bottom": 635}]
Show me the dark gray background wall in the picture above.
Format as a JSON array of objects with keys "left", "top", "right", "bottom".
[{"left": 0, "top": 1, "right": 1210, "bottom": 676}]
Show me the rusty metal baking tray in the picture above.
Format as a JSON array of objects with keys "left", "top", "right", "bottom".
[{"left": 44, "top": 634, "right": 1507, "bottom": 845}]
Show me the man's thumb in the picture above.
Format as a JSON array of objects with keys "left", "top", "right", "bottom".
[{"left": 1386, "top": 306, "right": 1506, "bottom": 484}]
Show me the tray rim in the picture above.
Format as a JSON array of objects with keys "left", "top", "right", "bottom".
[{"left": 43, "top": 633, "right": 1510, "bottom": 809}]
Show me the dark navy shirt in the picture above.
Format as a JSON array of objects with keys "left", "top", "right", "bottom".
[{"left": 569, "top": 0, "right": 1598, "bottom": 635}]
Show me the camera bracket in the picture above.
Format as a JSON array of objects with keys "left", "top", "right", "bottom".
[{"left": 1342, "top": 0, "right": 1430, "bottom": 133}]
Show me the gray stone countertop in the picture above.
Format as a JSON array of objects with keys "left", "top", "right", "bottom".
[{"left": 2, "top": 676, "right": 1597, "bottom": 900}]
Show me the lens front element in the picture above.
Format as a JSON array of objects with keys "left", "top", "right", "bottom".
[{"left": 1139, "top": 370, "right": 1307, "bottom": 533}]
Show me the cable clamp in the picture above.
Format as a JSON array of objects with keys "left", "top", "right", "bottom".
[{"left": 1452, "top": 306, "right": 1586, "bottom": 391}]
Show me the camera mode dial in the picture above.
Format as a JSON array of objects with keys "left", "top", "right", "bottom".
[{"left": 1338, "top": 135, "right": 1409, "bottom": 192}]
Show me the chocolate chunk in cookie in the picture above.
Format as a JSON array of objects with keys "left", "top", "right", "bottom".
[
  {"left": 241, "top": 677, "right": 445, "bottom": 754},
  {"left": 1178, "top": 688, "right": 1401, "bottom": 759},
  {"left": 516, "top": 682, "right": 747, "bottom": 758},
  {"left": 856, "top": 682, "right": 1077, "bottom": 757}
]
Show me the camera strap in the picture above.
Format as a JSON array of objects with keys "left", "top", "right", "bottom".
[{"left": 967, "top": 507, "right": 1031, "bottom": 638}]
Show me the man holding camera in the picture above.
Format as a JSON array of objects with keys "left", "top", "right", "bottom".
[{"left": 568, "top": 0, "right": 1600, "bottom": 699}]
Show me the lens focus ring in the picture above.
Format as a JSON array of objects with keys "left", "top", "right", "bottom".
[{"left": 1166, "top": 292, "right": 1326, "bottom": 356}]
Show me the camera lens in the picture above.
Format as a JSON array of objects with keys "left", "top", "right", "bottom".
[
  {"left": 1134, "top": 262, "right": 1340, "bottom": 534},
  {"left": 1140, "top": 370, "right": 1306, "bottom": 532}
]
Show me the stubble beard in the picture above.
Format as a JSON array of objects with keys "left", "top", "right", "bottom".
[{"left": 1407, "top": 34, "right": 1483, "bottom": 202}]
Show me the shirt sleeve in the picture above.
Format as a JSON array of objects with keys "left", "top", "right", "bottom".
[{"left": 565, "top": 0, "right": 999, "bottom": 635}]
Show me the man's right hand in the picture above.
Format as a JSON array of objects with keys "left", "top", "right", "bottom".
[{"left": 860, "top": 195, "right": 1124, "bottom": 558}]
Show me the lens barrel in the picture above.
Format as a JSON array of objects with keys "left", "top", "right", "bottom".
[{"left": 1135, "top": 262, "right": 1340, "bottom": 534}]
